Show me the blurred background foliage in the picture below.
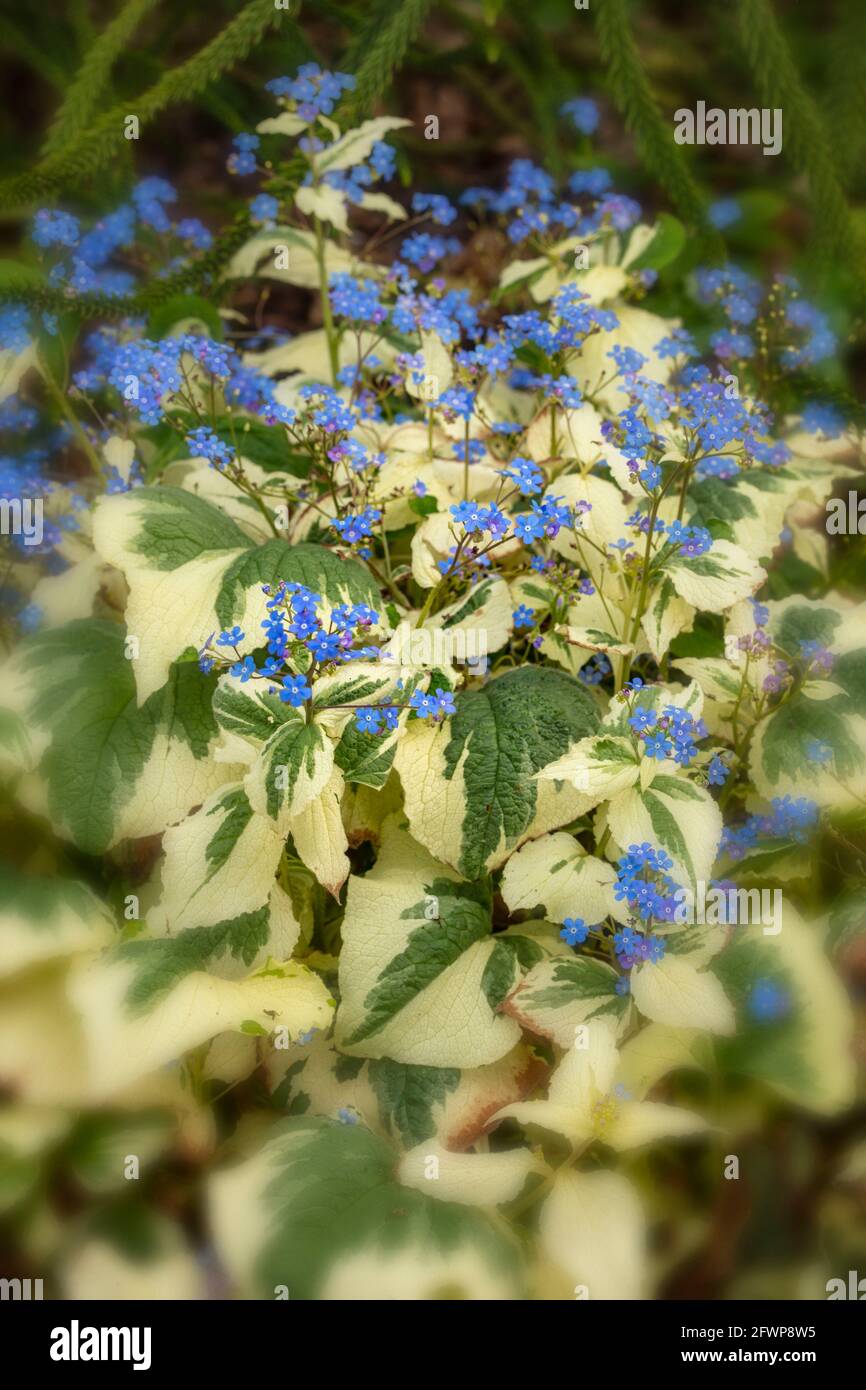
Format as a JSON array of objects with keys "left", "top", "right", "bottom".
[{"left": 0, "top": 0, "right": 865, "bottom": 305}]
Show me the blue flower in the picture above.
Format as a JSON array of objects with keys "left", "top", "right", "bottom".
[
  {"left": 230, "top": 655, "right": 256, "bottom": 683},
  {"left": 307, "top": 630, "right": 342, "bottom": 662},
  {"left": 707, "top": 755, "right": 729, "bottom": 786},
  {"left": 266, "top": 64, "right": 355, "bottom": 121},
  {"left": 748, "top": 978, "right": 792, "bottom": 1023},
  {"left": 32, "top": 209, "right": 80, "bottom": 248},
  {"left": 513, "top": 604, "right": 535, "bottom": 631},
  {"left": 561, "top": 98, "right": 600, "bottom": 135},
  {"left": 432, "top": 687, "right": 456, "bottom": 718},
  {"left": 250, "top": 193, "right": 279, "bottom": 226},
  {"left": 579, "top": 653, "right": 611, "bottom": 685},
  {"left": 512, "top": 511, "right": 546, "bottom": 544},
  {"left": 708, "top": 198, "right": 742, "bottom": 230},
  {"left": 330, "top": 506, "right": 382, "bottom": 544},
  {"left": 412, "top": 192, "right": 457, "bottom": 226},
  {"left": 560, "top": 917, "right": 588, "bottom": 946},
  {"left": 500, "top": 456, "right": 543, "bottom": 496},
  {"left": 805, "top": 739, "right": 833, "bottom": 765},
  {"left": 228, "top": 133, "right": 259, "bottom": 175},
  {"left": 216, "top": 626, "right": 245, "bottom": 647},
  {"left": 186, "top": 426, "right": 234, "bottom": 470},
  {"left": 280, "top": 673, "right": 311, "bottom": 707},
  {"left": 354, "top": 706, "right": 383, "bottom": 734},
  {"left": 329, "top": 273, "right": 386, "bottom": 325},
  {"left": 628, "top": 707, "right": 656, "bottom": 733},
  {"left": 176, "top": 218, "right": 212, "bottom": 250}
]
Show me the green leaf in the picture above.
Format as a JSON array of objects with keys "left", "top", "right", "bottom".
[
  {"left": 368, "top": 1059, "right": 460, "bottom": 1147},
  {"left": 117, "top": 909, "right": 272, "bottom": 1011},
  {"left": 629, "top": 213, "right": 686, "bottom": 271},
  {"left": 17, "top": 619, "right": 227, "bottom": 853},
  {"left": 504, "top": 955, "right": 628, "bottom": 1047},
  {"left": 214, "top": 539, "right": 379, "bottom": 628},
  {"left": 395, "top": 667, "right": 599, "bottom": 879},
  {"left": 710, "top": 899, "right": 855, "bottom": 1114},
  {"left": 146, "top": 295, "right": 223, "bottom": 341},
  {"left": 115, "top": 485, "right": 249, "bottom": 572},
  {"left": 409, "top": 493, "right": 438, "bottom": 517},
  {"left": 335, "top": 821, "right": 522, "bottom": 1067},
  {"left": 249, "top": 719, "right": 333, "bottom": 821},
  {"left": 210, "top": 1116, "right": 522, "bottom": 1300}
]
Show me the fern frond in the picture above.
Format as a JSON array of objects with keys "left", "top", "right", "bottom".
[
  {"left": 41, "top": 0, "right": 161, "bottom": 160},
  {"left": 821, "top": 0, "right": 866, "bottom": 192},
  {"left": 736, "top": 0, "right": 861, "bottom": 269},
  {"left": 0, "top": 0, "right": 291, "bottom": 209},
  {"left": 593, "top": 0, "right": 714, "bottom": 240},
  {"left": 343, "top": 0, "right": 433, "bottom": 121},
  {"left": 0, "top": 17, "right": 68, "bottom": 91}
]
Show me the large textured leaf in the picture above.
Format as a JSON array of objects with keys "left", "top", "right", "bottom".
[
  {"left": 710, "top": 898, "right": 856, "bottom": 1114},
  {"left": 539, "top": 1170, "right": 647, "bottom": 1301},
  {"left": 93, "top": 487, "right": 378, "bottom": 701},
  {"left": 314, "top": 117, "right": 412, "bottom": 175},
  {"left": 607, "top": 773, "right": 723, "bottom": 887},
  {"left": 537, "top": 734, "right": 639, "bottom": 807},
  {"left": 664, "top": 539, "right": 765, "bottom": 612},
  {"left": 394, "top": 667, "right": 599, "bottom": 879},
  {"left": 208, "top": 1116, "right": 523, "bottom": 1300},
  {"left": 265, "top": 1034, "right": 546, "bottom": 1151},
  {"left": 398, "top": 1143, "right": 533, "bottom": 1207},
  {"left": 500, "top": 831, "right": 625, "bottom": 926},
  {"left": 247, "top": 719, "right": 334, "bottom": 821},
  {"left": 630, "top": 954, "right": 735, "bottom": 1035},
  {"left": 502, "top": 955, "right": 629, "bottom": 1048},
  {"left": 69, "top": 951, "right": 332, "bottom": 1101},
  {"left": 7, "top": 620, "right": 238, "bottom": 853},
  {"left": 0, "top": 871, "right": 114, "bottom": 980},
  {"left": 335, "top": 819, "right": 522, "bottom": 1067},
  {"left": 148, "top": 783, "right": 298, "bottom": 968}
]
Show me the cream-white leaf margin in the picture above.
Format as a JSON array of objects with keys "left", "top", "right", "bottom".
[
  {"left": 500, "top": 831, "right": 625, "bottom": 926},
  {"left": 335, "top": 818, "right": 522, "bottom": 1068}
]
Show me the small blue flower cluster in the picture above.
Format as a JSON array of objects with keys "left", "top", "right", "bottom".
[
  {"left": 561, "top": 97, "right": 600, "bottom": 136},
  {"left": 460, "top": 157, "right": 639, "bottom": 246},
  {"left": 74, "top": 332, "right": 241, "bottom": 427},
  {"left": 498, "top": 457, "right": 544, "bottom": 496},
  {"left": 627, "top": 702, "right": 708, "bottom": 765},
  {"left": 411, "top": 193, "right": 457, "bottom": 226},
  {"left": 30, "top": 180, "right": 212, "bottom": 298},
  {"left": 265, "top": 64, "right": 356, "bottom": 121},
  {"left": 696, "top": 267, "right": 836, "bottom": 371},
  {"left": 227, "top": 132, "right": 259, "bottom": 177},
  {"left": 798, "top": 638, "right": 834, "bottom": 678},
  {"left": 663, "top": 520, "right": 714, "bottom": 559},
  {"left": 199, "top": 583, "right": 380, "bottom": 702},
  {"left": 578, "top": 653, "right": 611, "bottom": 686},
  {"left": 613, "top": 842, "right": 683, "bottom": 926},
  {"left": 353, "top": 684, "right": 455, "bottom": 736},
  {"left": 613, "top": 925, "right": 667, "bottom": 968},
  {"left": 720, "top": 796, "right": 819, "bottom": 860}
]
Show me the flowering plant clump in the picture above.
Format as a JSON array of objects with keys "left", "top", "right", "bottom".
[{"left": 0, "top": 54, "right": 863, "bottom": 1304}]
